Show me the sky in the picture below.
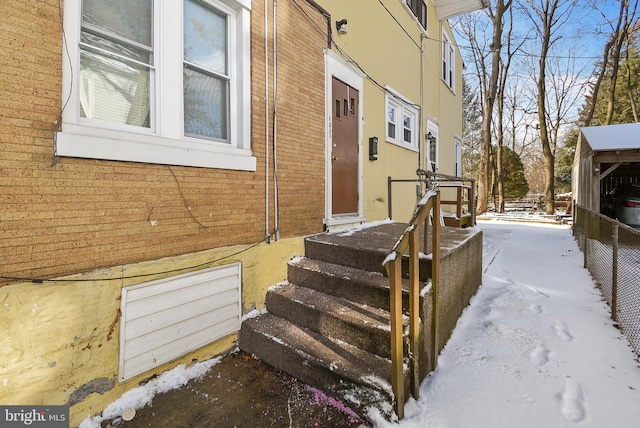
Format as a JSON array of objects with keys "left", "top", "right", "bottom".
[
  {"left": 452, "top": 0, "right": 631, "bottom": 144},
  {"left": 80, "top": 219, "right": 640, "bottom": 427}
]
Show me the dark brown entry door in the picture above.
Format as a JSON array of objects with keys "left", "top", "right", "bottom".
[{"left": 331, "top": 78, "right": 359, "bottom": 215}]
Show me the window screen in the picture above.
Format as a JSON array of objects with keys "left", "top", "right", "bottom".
[
  {"left": 183, "top": 0, "right": 230, "bottom": 141},
  {"left": 79, "top": 0, "right": 153, "bottom": 128}
]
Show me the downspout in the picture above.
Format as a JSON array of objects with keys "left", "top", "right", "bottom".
[
  {"left": 419, "top": 35, "right": 425, "bottom": 173},
  {"left": 264, "top": 0, "right": 271, "bottom": 243},
  {"left": 272, "top": 0, "right": 280, "bottom": 241}
]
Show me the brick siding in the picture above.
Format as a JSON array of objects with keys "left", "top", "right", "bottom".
[{"left": 0, "top": 0, "right": 327, "bottom": 284}]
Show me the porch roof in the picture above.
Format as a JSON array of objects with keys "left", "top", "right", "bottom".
[
  {"left": 432, "top": 0, "right": 490, "bottom": 20},
  {"left": 581, "top": 123, "right": 640, "bottom": 151}
]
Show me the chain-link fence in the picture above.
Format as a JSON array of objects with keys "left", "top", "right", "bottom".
[{"left": 574, "top": 205, "right": 640, "bottom": 357}]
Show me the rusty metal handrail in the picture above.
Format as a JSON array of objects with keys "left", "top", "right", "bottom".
[
  {"left": 383, "top": 189, "right": 441, "bottom": 420},
  {"left": 388, "top": 171, "right": 475, "bottom": 225}
]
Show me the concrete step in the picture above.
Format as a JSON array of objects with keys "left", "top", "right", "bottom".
[
  {"left": 239, "top": 313, "right": 409, "bottom": 418},
  {"left": 288, "top": 257, "right": 431, "bottom": 312},
  {"left": 287, "top": 257, "right": 405, "bottom": 311},
  {"left": 303, "top": 234, "right": 433, "bottom": 281},
  {"left": 303, "top": 234, "right": 389, "bottom": 273},
  {"left": 266, "top": 282, "right": 407, "bottom": 360}
]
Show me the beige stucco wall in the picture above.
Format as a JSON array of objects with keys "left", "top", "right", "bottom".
[
  {"left": 318, "top": 0, "right": 465, "bottom": 222},
  {"left": 0, "top": 237, "right": 304, "bottom": 427}
]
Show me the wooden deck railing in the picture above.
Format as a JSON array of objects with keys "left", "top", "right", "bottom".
[{"left": 383, "top": 189, "right": 441, "bottom": 419}]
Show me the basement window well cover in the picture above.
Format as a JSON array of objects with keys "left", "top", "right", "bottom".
[{"left": 118, "top": 263, "right": 242, "bottom": 381}]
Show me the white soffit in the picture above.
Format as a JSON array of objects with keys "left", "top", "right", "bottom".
[
  {"left": 581, "top": 123, "right": 640, "bottom": 151},
  {"left": 432, "top": 0, "right": 489, "bottom": 20}
]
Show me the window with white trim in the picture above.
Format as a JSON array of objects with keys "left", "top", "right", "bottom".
[
  {"left": 426, "top": 121, "right": 438, "bottom": 172},
  {"left": 57, "top": 0, "right": 254, "bottom": 171},
  {"left": 442, "top": 31, "right": 455, "bottom": 91},
  {"left": 405, "top": 0, "right": 427, "bottom": 31},
  {"left": 386, "top": 91, "right": 418, "bottom": 151}
]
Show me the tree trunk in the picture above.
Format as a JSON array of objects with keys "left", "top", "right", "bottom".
[
  {"left": 605, "top": 0, "right": 628, "bottom": 125},
  {"left": 476, "top": 0, "right": 511, "bottom": 214}
]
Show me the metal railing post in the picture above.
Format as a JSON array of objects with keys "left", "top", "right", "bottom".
[
  {"left": 383, "top": 188, "right": 441, "bottom": 420},
  {"left": 409, "top": 224, "right": 420, "bottom": 399},
  {"left": 388, "top": 176, "right": 393, "bottom": 220},
  {"left": 388, "top": 256, "right": 404, "bottom": 420},
  {"left": 612, "top": 223, "right": 619, "bottom": 322},
  {"left": 431, "top": 192, "right": 441, "bottom": 371}
]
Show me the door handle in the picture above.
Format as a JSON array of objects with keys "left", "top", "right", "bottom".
[{"left": 332, "top": 155, "right": 338, "bottom": 161}]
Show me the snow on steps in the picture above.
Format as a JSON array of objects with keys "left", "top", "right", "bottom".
[{"left": 239, "top": 313, "right": 406, "bottom": 419}]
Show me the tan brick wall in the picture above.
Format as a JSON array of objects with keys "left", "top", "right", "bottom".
[{"left": 0, "top": 0, "right": 327, "bottom": 285}]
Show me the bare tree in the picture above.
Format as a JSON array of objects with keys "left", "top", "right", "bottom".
[
  {"left": 459, "top": 0, "right": 513, "bottom": 214},
  {"left": 494, "top": 5, "right": 527, "bottom": 212},
  {"left": 521, "top": 0, "right": 577, "bottom": 214},
  {"left": 583, "top": 0, "right": 639, "bottom": 126}
]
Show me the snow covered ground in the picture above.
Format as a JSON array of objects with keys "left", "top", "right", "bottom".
[
  {"left": 81, "top": 219, "right": 640, "bottom": 428},
  {"left": 372, "top": 219, "right": 640, "bottom": 427}
]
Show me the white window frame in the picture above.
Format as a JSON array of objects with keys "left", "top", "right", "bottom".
[
  {"left": 385, "top": 88, "right": 419, "bottom": 152},
  {"left": 442, "top": 29, "right": 455, "bottom": 92},
  {"left": 57, "top": 0, "right": 255, "bottom": 171},
  {"left": 426, "top": 120, "right": 439, "bottom": 172},
  {"left": 403, "top": 0, "right": 428, "bottom": 33}
]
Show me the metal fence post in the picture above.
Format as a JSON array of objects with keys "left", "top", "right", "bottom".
[
  {"left": 583, "top": 210, "right": 589, "bottom": 269},
  {"left": 388, "top": 176, "right": 393, "bottom": 220},
  {"left": 612, "top": 223, "right": 619, "bottom": 322}
]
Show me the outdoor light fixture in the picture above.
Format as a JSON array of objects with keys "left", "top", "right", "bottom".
[
  {"left": 336, "top": 19, "right": 348, "bottom": 34},
  {"left": 369, "top": 136, "right": 378, "bottom": 161}
]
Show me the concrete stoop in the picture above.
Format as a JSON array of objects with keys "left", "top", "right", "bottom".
[
  {"left": 239, "top": 226, "right": 424, "bottom": 420},
  {"left": 239, "top": 223, "right": 483, "bottom": 422}
]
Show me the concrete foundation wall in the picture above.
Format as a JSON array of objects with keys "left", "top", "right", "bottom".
[
  {"left": 418, "top": 226, "right": 483, "bottom": 380},
  {"left": 0, "top": 237, "right": 304, "bottom": 427}
]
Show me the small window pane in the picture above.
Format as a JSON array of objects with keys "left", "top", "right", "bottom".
[
  {"left": 82, "top": 0, "right": 153, "bottom": 47},
  {"left": 388, "top": 123, "right": 396, "bottom": 139},
  {"left": 184, "top": 0, "right": 227, "bottom": 75},
  {"left": 387, "top": 105, "right": 396, "bottom": 139},
  {"left": 404, "top": 128, "right": 412, "bottom": 143},
  {"left": 184, "top": 67, "right": 228, "bottom": 140},
  {"left": 79, "top": 47, "right": 151, "bottom": 127},
  {"left": 403, "top": 114, "right": 412, "bottom": 143}
]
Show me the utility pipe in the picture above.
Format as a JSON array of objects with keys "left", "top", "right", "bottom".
[
  {"left": 264, "top": 0, "right": 270, "bottom": 243},
  {"left": 304, "top": 0, "right": 332, "bottom": 48},
  {"left": 272, "top": 0, "right": 280, "bottom": 241}
]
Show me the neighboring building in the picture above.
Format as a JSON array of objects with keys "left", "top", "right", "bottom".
[
  {"left": 0, "top": 0, "right": 484, "bottom": 425},
  {"left": 573, "top": 123, "right": 640, "bottom": 212},
  {"left": 315, "top": 0, "right": 486, "bottom": 223}
]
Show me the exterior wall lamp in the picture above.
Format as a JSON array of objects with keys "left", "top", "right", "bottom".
[
  {"left": 369, "top": 136, "right": 378, "bottom": 161},
  {"left": 336, "top": 19, "right": 348, "bottom": 34}
]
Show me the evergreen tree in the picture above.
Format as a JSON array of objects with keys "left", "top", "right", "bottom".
[
  {"left": 580, "top": 44, "right": 640, "bottom": 126},
  {"left": 499, "top": 146, "right": 529, "bottom": 199},
  {"left": 462, "top": 78, "right": 482, "bottom": 180},
  {"left": 554, "top": 129, "right": 578, "bottom": 194}
]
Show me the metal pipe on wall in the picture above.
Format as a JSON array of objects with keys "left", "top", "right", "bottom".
[
  {"left": 273, "top": 0, "right": 280, "bottom": 241},
  {"left": 264, "top": 0, "right": 271, "bottom": 243}
]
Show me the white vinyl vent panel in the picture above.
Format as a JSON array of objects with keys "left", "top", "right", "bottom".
[{"left": 119, "top": 263, "right": 241, "bottom": 381}]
